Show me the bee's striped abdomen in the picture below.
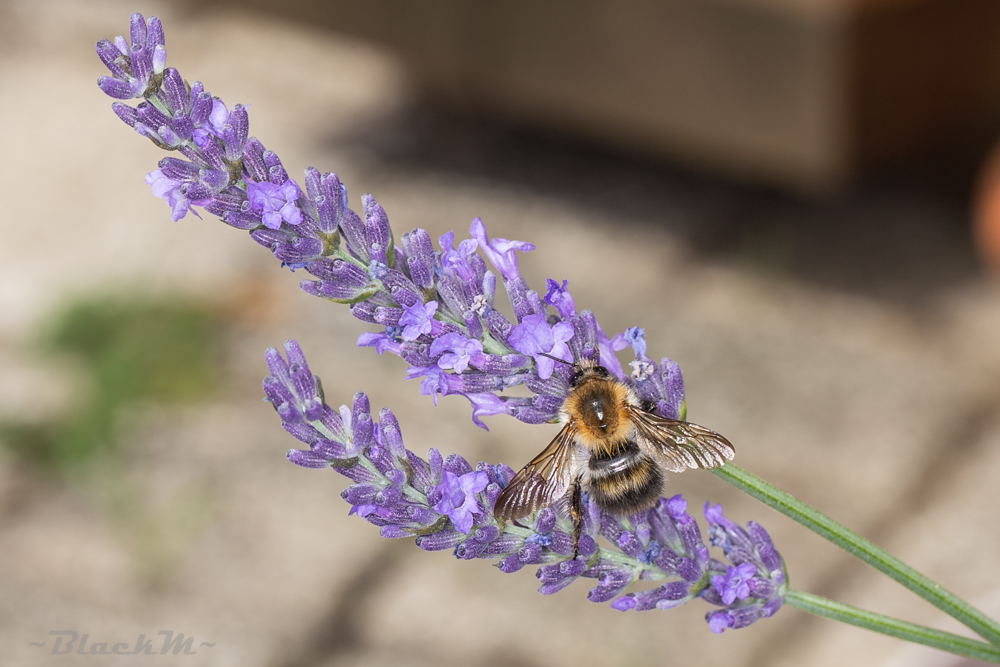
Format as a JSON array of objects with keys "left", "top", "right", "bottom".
[{"left": 587, "top": 439, "right": 664, "bottom": 516}]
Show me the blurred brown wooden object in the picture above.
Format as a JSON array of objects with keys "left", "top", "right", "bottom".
[
  {"left": 974, "top": 141, "right": 1000, "bottom": 273},
  {"left": 214, "top": 0, "right": 1000, "bottom": 193}
]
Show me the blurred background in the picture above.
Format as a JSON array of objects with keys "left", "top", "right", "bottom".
[{"left": 2, "top": 0, "right": 1000, "bottom": 665}]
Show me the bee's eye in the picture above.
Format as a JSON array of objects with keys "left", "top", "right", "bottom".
[
  {"left": 593, "top": 365, "right": 609, "bottom": 377},
  {"left": 570, "top": 370, "right": 584, "bottom": 386}
]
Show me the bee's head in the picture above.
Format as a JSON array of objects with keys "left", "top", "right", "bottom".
[
  {"left": 537, "top": 352, "right": 608, "bottom": 386},
  {"left": 569, "top": 359, "right": 609, "bottom": 387}
]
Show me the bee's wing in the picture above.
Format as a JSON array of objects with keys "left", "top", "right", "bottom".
[
  {"left": 493, "top": 423, "right": 579, "bottom": 521},
  {"left": 627, "top": 406, "right": 735, "bottom": 472}
]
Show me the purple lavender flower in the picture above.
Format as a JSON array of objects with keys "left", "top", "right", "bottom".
[
  {"left": 461, "top": 392, "right": 510, "bottom": 430},
  {"left": 405, "top": 365, "right": 451, "bottom": 405},
  {"left": 247, "top": 179, "right": 303, "bottom": 229},
  {"left": 95, "top": 13, "right": 165, "bottom": 100},
  {"left": 144, "top": 169, "right": 207, "bottom": 221},
  {"left": 701, "top": 502, "right": 787, "bottom": 632},
  {"left": 430, "top": 332, "right": 486, "bottom": 373},
  {"left": 468, "top": 217, "right": 534, "bottom": 284},
  {"left": 544, "top": 279, "right": 576, "bottom": 319},
  {"left": 193, "top": 99, "right": 236, "bottom": 146},
  {"left": 433, "top": 470, "right": 489, "bottom": 533},
  {"left": 399, "top": 301, "right": 442, "bottom": 341},
  {"left": 438, "top": 230, "right": 479, "bottom": 281},
  {"left": 619, "top": 327, "right": 688, "bottom": 421},
  {"left": 591, "top": 323, "right": 629, "bottom": 381},
  {"left": 607, "top": 495, "right": 712, "bottom": 611},
  {"left": 712, "top": 562, "right": 757, "bottom": 605},
  {"left": 508, "top": 313, "right": 574, "bottom": 380},
  {"left": 357, "top": 331, "right": 403, "bottom": 356}
]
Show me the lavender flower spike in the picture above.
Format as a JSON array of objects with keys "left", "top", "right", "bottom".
[
  {"left": 272, "top": 340, "right": 783, "bottom": 626},
  {"left": 96, "top": 15, "right": 660, "bottom": 431},
  {"left": 701, "top": 502, "right": 787, "bottom": 632}
]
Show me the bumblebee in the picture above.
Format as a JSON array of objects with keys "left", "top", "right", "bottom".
[{"left": 493, "top": 358, "right": 735, "bottom": 556}]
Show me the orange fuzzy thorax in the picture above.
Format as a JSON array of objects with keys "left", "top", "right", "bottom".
[{"left": 562, "top": 376, "right": 637, "bottom": 455}]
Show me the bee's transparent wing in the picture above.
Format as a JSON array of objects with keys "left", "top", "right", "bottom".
[
  {"left": 493, "top": 424, "right": 578, "bottom": 521},
  {"left": 627, "top": 406, "right": 735, "bottom": 472}
]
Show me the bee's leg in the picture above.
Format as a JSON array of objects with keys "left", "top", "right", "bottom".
[{"left": 570, "top": 478, "right": 583, "bottom": 560}]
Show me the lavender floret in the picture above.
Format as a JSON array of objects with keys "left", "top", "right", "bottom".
[{"left": 95, "top": 13, "right": 164, "bottom": 99}]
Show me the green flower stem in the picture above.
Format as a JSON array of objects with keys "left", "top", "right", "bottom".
[
  {"left": 711, "top": 464, "right": 1000, "bottom": 646},
  {"left": 480, "top": 331, "right": 513, "bottom": 356},
  {"left": 786, "top": 590, "right": 1000, "bottom": 664}
]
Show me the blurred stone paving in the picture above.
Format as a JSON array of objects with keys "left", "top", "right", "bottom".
[{"left": 1, "top": 1, "right": 1000, "bottom": 666}]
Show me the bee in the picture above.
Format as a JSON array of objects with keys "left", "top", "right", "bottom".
[{"left": 493, "top": 357, "right": 735, "bottom": 557}]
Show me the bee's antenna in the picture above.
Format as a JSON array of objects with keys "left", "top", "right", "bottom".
[{"left": 537, "top": 352, "right": 573, "bottom": 366}]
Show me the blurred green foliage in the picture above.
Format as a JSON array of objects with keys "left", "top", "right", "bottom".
[{"left": 1, "top": 295, "right": 224, "bottom": 471}]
